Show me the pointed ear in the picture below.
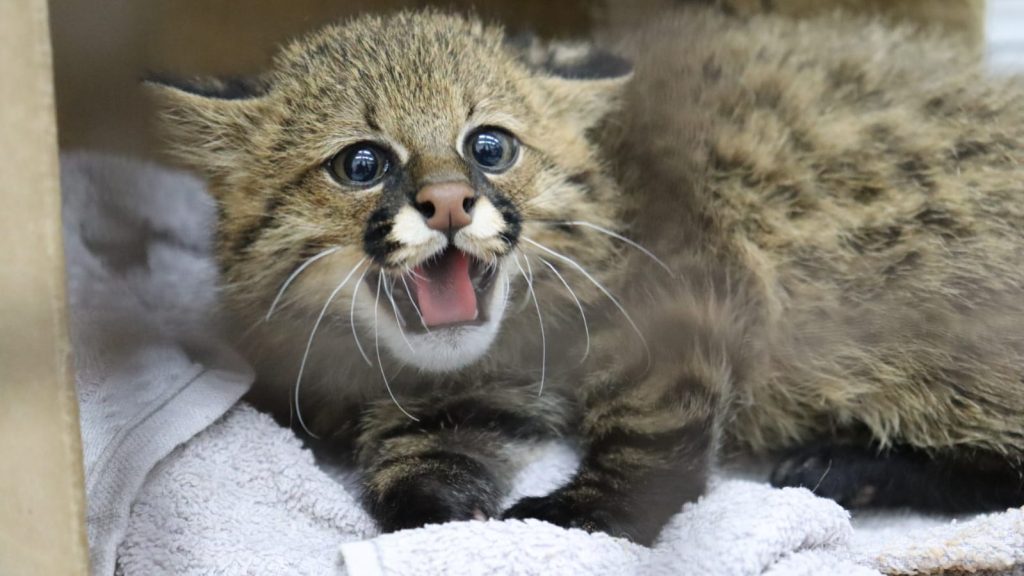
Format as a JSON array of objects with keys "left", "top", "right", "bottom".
[
  {"left": 143, "top": 75, "right": 269, "bottom": 175},
  {"left": 511, "top": 36, "right": 633, "bottom": 130}
]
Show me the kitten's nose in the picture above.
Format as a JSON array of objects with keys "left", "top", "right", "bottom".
[{"left": 415, "top": 182, "right": 476, "bottom": 234}]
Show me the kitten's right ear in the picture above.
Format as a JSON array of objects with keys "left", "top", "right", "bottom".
[
  {"left": 143, "top": 75, "right": 269, "bottom": 175},
  {"left": 508, "top": 34, "right": 633, "bottom": 130}
]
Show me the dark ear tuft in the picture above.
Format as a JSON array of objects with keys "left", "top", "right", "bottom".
[
  {"left": 511, "top": 37, "right": 633, "bottom": 130},
  {"left": 542, "top": 48, "right": 633, "bottom": 81},
  {"left": 508, "top": 35, "right": 633, "bottom": 81},
  {"left": 504, "top": 31, "right": 538, "bottom": 56},
  {"left": 142, "top": 73, "right": 269, "bottom": 101},
  {"left": 144, "top": 73, "right": 269, "bottom": 177}
]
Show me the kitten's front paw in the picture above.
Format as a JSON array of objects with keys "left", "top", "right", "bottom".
[
  {"left": 364, "top": 455, "right": 501, "bottom": 532},
  {"left": 503, "top": 491, "right": 650, "bottom": 544}
]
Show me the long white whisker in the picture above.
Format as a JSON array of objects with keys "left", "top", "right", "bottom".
[
  {"left": 513, "top": 257, "right": 533, "bottom": 311},
  {"left": 350, "top": 267, "right": 373, "bottom": 366},
  {"left": 400, "top": 273, "right": 430, "bottom": 332},
  {"left": 558, "top": 221, "right": 674, "bottom": 277},
  {"left": 407, "top": 268, "right": 429, "bottom": 283},
  {"left": 500, "top": 268, "right": 511, "bottom": 311},
  {"left": 267, "top": 247, "right": 340, "bottom": 320},
  {"left": 522, "top": 236, "right": 650, "bottom": 365},
  {"left": 389, "top": 361, "right": 409, "bottom": 382},
  {"left": 515, "top": 253, "right": 546, "bottom": 397},
  {"left": 375, "top": 274, "right": 419, "bottom": 422},
  {"left": 524, "top": 255, "right": 547, "bottom": 396},
  {"left": 503, "top": 266, "right": 511, "bottom": 303},
  {"left": 538, "top": 256, "right": 590, "bottom": 364},
  {"left": 293, "top": 257, "right": 366, "bottom": 438},
  {"left": 384, "top": 274, "right": 415, "bottom": 352}
]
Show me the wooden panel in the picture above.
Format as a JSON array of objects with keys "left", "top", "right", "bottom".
[{"left": 0, "top": 0, "right": 89, "bottom": 575}]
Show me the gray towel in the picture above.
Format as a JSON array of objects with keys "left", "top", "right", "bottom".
[
  {"left": 62, "top": 153, "right": 253, "bottom": 575},
  {"left": 118, "top": 401, "right": 1024, "bottom": 576}
]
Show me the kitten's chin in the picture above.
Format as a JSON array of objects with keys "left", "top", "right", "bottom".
[{"left": 374, "top": 271, "right": 509, "bottom": 372}]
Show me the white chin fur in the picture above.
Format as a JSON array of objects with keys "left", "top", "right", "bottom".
[{"left": 365, "top": 268, "right": 509, "bottom": 372}]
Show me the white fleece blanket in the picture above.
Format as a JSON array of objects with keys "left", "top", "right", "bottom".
[{"left": 66, "top": 154, "right": 1024, "bottom": 576}]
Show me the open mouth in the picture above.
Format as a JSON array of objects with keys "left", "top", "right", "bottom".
[{"left": 368, "top": 248, "right": 500, "bottom": 332}]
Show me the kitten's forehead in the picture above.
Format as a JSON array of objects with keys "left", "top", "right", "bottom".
[
  {"left": 281, "top": 15, "right": 516, "bottom": 102},
  {"left": 270, "top": 11, "right": 531, "bottom": 151}
]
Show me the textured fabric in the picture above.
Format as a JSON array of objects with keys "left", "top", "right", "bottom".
[
  {"left": 852, "top": 508, "right": 1024, "bottom": 574},
  {"left": 341, "top": 479, "right": 869, "bottom": 576},
  {"left": 116, "top": 404, "right": 1024, "bottom": 576},
  {"left": 62, "top": 153, "right": 253, "bottom": 575},
  {"left": 119, "top": 405, "right": 377, "bottom": 576}
]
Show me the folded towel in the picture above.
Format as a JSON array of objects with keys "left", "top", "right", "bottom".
[
  {"left": 62, "top": 153, "right": 253, "bottom": 575},
  {"left": 68, "top": 154, "right": 1022, "bottom": 576},
  {"left": 120, "top": 400, "right": 1023, "bottom": 576},
  {"left": 851, "top": 508, "right": 1024, "bottom": 575},
  {"left": 340, "top": 477, "right": 873, "bottom": 576},
  {"left": 118, "top": 404, "right": 870, "bottom": 576},
  {"left": 118, "top": 405, "right": 376, "bottom": 576}
]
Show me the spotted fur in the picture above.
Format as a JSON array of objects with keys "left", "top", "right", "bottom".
[{"left": 150, "top": 6, "right": 1024, "bottom": 545}]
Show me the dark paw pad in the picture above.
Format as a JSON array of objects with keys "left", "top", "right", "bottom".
[
  {"left": 773, "top": 444, "right": 1024, "bottom": 512},
  {"left": 366, "top": 456, "right": 500, "bottom": 533},
  {"left": 503, "top": 491, "right": 651, "bottom": 544},
  {"left": 770, "top": 446, "right": 878, "bottom": 508}
]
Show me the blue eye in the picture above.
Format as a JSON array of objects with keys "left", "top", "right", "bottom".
[
  {"left": 328, "top": 143, "right": 390, "bottom": 186},
  {"left": 467, "top": 128, "right": 518, "bottom": 172}
]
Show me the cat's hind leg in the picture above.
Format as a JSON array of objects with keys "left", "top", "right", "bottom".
[{"left": 771, "top": 443, "right": 1024, "bottom": 512}]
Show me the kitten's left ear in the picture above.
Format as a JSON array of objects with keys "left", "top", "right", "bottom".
[
  {"left": 143, "top": 74, "right": 270, "bottom": 175},
  {"left": 511, "top": 35, "right": 633, "bottom": 130}
]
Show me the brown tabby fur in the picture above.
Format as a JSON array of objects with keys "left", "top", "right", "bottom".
[{"left": 149, "top": 5, "right": 1024, "bottom": 544}]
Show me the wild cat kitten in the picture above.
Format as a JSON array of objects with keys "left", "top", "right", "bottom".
[{"left": 149, "top": 6, "right": 1024, "bottom": 544}]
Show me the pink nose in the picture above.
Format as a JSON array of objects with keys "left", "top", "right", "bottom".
[{"left": 415, "top": 182, "right": 476, "bottom": 233}]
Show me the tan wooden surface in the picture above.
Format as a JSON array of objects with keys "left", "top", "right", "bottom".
[{"left": 0, "top": 0, "right": 89, "bottom": 574}]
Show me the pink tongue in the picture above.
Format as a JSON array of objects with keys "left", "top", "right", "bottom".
[{"left": 411, "top": 250, "right": 478, "bottom": 327}]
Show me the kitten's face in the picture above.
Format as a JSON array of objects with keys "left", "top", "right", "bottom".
[{"left": 151, "top": 11, "right": 628, "bottom": 372}]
